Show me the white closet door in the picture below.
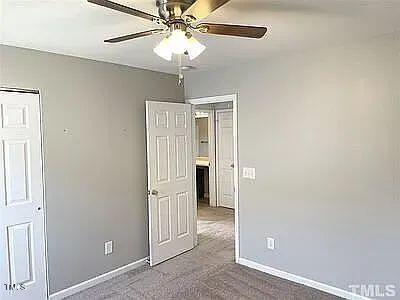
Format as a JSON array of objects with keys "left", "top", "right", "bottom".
[{"left": 0, "top": 91, "right": 47, "bottom": 300}]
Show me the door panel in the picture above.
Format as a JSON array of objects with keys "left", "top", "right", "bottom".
[
  {"left": 146, "top": 101, "right": 194, "bottom": 266},
  {"left": 155, "top": 111, "right": 169, "bottom": 128},
  {"left": 216, "top": 110, "right": 234, "bottom": 209},
  {"left": 175, "top": 135, "right": 187, "bottom": 180},
  {"left": 2, "top": 104, "right": 29, "bottom": 128},
  {"left": 0, "top": 91, "right": 47, "bottom": 300},
  {"left": 4, "top": 140, "right": 31, "bottom": 206},
  {"left": 175, "top": 112, "right": 187, "bottom": 128},
  {"left": 156, "top": 136, "right": 170, "bottom": 183},
  {"left": 176, "top": 192, "right": 189, "bottom": 237},
  {"left": 7, "top": 222, "right": 34, "bottom": 285},
  {"left": 157, "top": 196, "right": 171, "bottom": 244}
]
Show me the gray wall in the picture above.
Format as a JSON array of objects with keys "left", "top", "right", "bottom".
[
  {"left": 185, "top": 33, "right": 400, "bottom": 297},
  {"left": 0, "top": 45, "right": 184, "bottom": 294}
]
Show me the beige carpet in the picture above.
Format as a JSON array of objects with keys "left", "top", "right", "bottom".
[{"left": 66, "top": 203, "right": 341, "bottom": 299}]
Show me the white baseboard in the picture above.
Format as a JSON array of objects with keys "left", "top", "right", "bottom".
[
  {"left": 238, "top": 257, "right": 370, "bottom": 300},
  {"left": 49, "top": 257, "right": 149, "bottom": 300}
]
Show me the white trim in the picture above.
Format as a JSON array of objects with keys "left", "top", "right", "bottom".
[
  {"left": 207, "top": 109, "right": 216, "bottom": 207},
  {"left": 187, "top": 94, "right": 239, "bottom": 263},
  {"left": 191, "top": 106, "right": 198, "bottom": 246},
  {"left": 49, "top": 257, "right": 148, "bottom": 300},
  {"left": 188, "top": 94, "right": 237, "bottom": 105},
  {"left": 238, "top": 258, "right": 371, "bottom": 300},
  {"left": 39, "top": 89, "right": 51, "bottom": 300},
  {"left": 145, "top": 101, "right": 154, "bottom": 264},
  {"left": 194, "top": 108, "right": 216, "bottom": 207}
]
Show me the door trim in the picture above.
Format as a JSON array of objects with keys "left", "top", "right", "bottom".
[
  {"left": 194, "top": 108, "right": 216, "bottom": 207},
  {"left": 0, "top": 87, "right": 49, "bottom": 299},
  {"left": 187, "top": 94, "right": 239, "bottom": 262}
]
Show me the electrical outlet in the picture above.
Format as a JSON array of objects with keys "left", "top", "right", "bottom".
[
  {"left": 104, "top": 241, "right": 113, "bottom": 255},
  {"left": 266, "top": 237, "right": 275, "bottom": 250},
  {"left": 243, "top": 167, "right": 256, "bottom": 179}
]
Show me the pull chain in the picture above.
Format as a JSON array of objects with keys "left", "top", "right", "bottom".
[{"left": 178, "top": 54, "right": 184, "bottom": 86}]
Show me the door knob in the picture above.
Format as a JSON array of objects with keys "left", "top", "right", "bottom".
[
  {"left": 149, "top": 189, "right": 159, "bottom": 196},
  {"left": 230, "top": 163, "right": 234, "bottom": 168}
]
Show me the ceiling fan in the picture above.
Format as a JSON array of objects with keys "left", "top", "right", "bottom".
[{"left": 88, "top": 0, "right": 268, "bottom": 62}]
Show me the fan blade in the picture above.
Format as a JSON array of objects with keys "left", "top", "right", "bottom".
[
  {"left": 182, "top": 0, "right": 231, "bottom": 21},
  {"left": 88, "top": 0, "right": 161, "bottom": 22},
  {"left": 196, "top": 23, "right": 267, "bottom": 39},
  {"left": 105, "top": 29, "right": 165, "bottom": 43}
]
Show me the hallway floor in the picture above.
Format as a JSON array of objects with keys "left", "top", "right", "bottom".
[{"left": 67, "top": 203, "right": 340, "bottom": 299}]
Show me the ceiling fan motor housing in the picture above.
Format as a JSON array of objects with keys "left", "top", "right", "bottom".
[
  {"left": 156, "top": 0, "right": 196, "bottom": 20},
  {"left": 170, "top": 20, "right": 188, "bottom": 33}
]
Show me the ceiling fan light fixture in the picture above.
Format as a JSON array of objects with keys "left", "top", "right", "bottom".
[
  {"left": 154, "top": 37, "right": 172, "bottom": 61},
  {"left": 168, "top": 29, "right": 188, "bottom": 54},
  {"left": 154, "top": 29, "right": 206, "bottom": 61},
  {"left": 186, "top": 36, "right": 206, "bottom": 60}
]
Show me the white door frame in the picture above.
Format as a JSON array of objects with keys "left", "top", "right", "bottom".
[
  {"left": 0, "top": 87, "right": 49, "bottom": 299},
  {"left": 187, "top": 94, "right": 239, "bottom": 263},
  {"left": 194, "top": 109, "right": 216, "bottom": 207}
]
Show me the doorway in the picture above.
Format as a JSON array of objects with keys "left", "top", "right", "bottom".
[
  {"left": 194, "top": 104, "right": 234, "bottom": 209},
  {"left": 189, "top": 94, "right": 239, "bottom": 262},
  {"left": 145, "top": 94, "right": 239, "bottom": 266},
  {"left": 194, "top": 111, "right": 211, "bottom": 206}
]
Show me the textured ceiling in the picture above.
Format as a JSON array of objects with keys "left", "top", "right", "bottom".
[{"left": 2, "top": 0, "right": 400, "bottom": 74}]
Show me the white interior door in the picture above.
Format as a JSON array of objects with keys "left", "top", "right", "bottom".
[
  {"left": 216, "top": 110, "right": 234, "bottom": 209},
  {"left": 0, "top": 91, "right": 47, "bottom": 300},
  {"left": 146, "top": 101, "right": 194, "bottom": 266}
]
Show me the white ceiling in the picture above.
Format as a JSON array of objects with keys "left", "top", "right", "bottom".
[{"left": 2, "top": 0, "right": 400, "bottom": 74}]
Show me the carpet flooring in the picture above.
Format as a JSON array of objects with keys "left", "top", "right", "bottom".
[{"left": 66, "top": 203, "right": 341, "bottom": 299}]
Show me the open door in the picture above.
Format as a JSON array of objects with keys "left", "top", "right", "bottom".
[{"left": 146, "top": 101, "right": 194, "bottom": 266}]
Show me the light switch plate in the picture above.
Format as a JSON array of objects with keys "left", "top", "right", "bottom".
[
  {"left": 243, "top": 167, "right": 256, "bottom": 179},
  {"left": 104, "top": 241, "right": 113, "bottom": 255},
  {"left": 267, "top": 237, "right": 275, "bottom": 250}
]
